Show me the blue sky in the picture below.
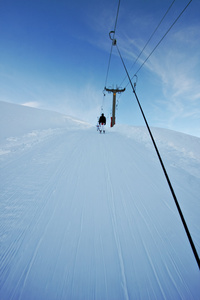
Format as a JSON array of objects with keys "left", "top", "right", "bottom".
[{"left": 0, "top": 0, "right": 200, "bottom": 136}]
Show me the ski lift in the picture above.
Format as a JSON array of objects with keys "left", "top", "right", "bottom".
[
  {"left": 133, "top": 74, "right": 138, "bottom": 90},
  {"left": 109, "top": 31, "right": 117, "bottom": 46}
]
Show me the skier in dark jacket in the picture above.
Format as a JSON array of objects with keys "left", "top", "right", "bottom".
[{"left": 98, "top": 113, "right": 106, "bottom": 133}]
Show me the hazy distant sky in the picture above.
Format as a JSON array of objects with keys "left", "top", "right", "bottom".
[{"left": 0, "top": 0, "right": 200, "bottom": 136}]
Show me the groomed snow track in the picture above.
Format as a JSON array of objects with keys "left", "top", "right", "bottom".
[{"left": 0, "top": 122, "right": 200, "bottom": 299}]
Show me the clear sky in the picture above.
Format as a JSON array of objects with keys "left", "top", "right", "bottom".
[{"left": 0, "top": 0, "right": 200, "bottom": 136}]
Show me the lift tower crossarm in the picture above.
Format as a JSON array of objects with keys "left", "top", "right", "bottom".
[{"left": 104, "top": 87, "right": 125, "bottom": 127}]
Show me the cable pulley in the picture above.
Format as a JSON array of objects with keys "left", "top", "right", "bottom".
[
  {"left": 109, "top": 31, "right": 117, "bottom": 46},
  {"left": 133, "top": 75, "right": 138, "bottom": 89}
]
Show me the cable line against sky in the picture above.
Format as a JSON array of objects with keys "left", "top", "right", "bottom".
[
  {"left": 128, "top": 0, "right": 193, "bottom": 84},
  {"left": 120, "top": 0, "right": 176, "bottom": 87},
  {"left": 104, "top": 0, "right": 121, "bottom": 89},
  {"left": 116, "top": 0, "right": 193, "bottom": 108}
]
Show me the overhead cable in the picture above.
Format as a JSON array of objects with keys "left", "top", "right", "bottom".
[
  {"left": 120, "top": 0, "right": 176, "bottom": 87},
  {"left": 104, "top": 0, "right": 121, "bottom": 88},
  {"left": 131, "top": 0, "right": 193, "bottom": 81},
  {"left": 116, "top": 43, "right": 200, "bottom": 270}
]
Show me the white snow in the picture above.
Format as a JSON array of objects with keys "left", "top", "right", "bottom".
[{"left": 0, "top": 101, "right": 200, "bottom": 299}]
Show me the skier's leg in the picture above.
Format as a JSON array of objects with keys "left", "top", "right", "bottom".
[
  {"left": 101, "top": 123, "right": 104, "bottom": 133},
  {"left": 99, "top": 123, "right": 102, "bottom": 133},
  {"left": 102, "top": 123, "right": 105, "bottom": 133}
]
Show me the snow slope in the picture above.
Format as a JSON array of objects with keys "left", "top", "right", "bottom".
[{"left": 0, "top": 101, "right": 200, "bottom": 299}]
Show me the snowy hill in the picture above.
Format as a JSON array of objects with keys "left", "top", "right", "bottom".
[
  {"left": 0, "top": 101, "right": 200, "bottom": 299},
  {"left": 0, "top": 101, "right": 91, "bottom": 141}
]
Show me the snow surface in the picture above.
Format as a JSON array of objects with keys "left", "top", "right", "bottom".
[{"left": 0, "top": 101, "right": 200, "bottom": 299}]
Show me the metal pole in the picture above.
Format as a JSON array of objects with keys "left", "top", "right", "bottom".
[
  {"left": 104, "top": 87, "right": 125, "bottom": 127},
  {"left": 112, "top": 92, "right": 116, "bottom": 127}
]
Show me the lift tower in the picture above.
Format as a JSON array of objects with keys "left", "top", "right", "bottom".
[{"left": 104, "top": 87, "right": 125, "bottom": 127}]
